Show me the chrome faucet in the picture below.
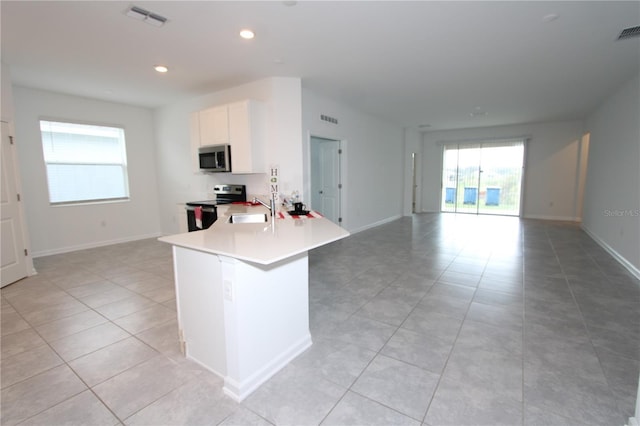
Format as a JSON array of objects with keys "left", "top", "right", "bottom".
[{"left": 252, "top": 196, "right": 276, "bottom": 217}]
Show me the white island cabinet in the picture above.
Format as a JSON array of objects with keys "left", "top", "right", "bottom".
[{"left": 158, "top": 206, "right": 349, "bottom": 401}]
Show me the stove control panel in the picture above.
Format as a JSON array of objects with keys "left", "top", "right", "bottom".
[{"left": 213, "top": 184, "right": 246, "bottom": 196}]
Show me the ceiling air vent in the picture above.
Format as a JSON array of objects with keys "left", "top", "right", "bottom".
[
  {"left": 126, "top": 5, "right": 168, "bottom": 27},
  {"left": 618, "top": 26, "right": 640, "bottom": 40},
  {"left": 320, "top": 114, "right": 338, "bottom": 125}
]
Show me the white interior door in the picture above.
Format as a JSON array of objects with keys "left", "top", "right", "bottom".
[
  {"left": 310, "top": 137, "right": 341, "bottom": 224},
  {"left": 1, "top": 122, "right": 28, "bottom": 287}
]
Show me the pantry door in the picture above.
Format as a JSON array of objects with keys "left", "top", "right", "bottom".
[
  {"left": 310, "top": 136, "right": 342, "bottom": 224},
  {"left": 441, "top": 140, "right": 525, "bottom": 216}
]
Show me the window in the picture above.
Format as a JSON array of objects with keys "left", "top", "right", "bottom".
[{"left": 40, "top": 120, "right": 130, "bottom": 205}]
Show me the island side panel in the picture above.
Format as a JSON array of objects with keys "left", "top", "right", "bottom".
[
  {"left": 220, "top": 252, "right": 312, "bottom": 401},
  {"left": 173, "top": 246, "right": 226, "bottom": 377}
]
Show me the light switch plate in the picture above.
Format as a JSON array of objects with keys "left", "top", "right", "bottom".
[{"left": 223, "top": 280, "right": 233, "bottom": 301}]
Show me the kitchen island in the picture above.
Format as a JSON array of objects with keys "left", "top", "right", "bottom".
[{"left": 158, "top": 204, "right": 349, "bottom": 401}]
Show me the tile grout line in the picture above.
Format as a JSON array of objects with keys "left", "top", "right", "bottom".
[
  {"left": 318, "top": 229, "right": 454, "bottom": 425},
  {"left": 2, "top": 292, "right": 118, "bottom": 424},
  {"left": 3, "top": 220, "right": 637, "bottom": 425},
  {"left": 547, "top": 226, "right": 626, "bottom": 421},
  {"left": 1, "top": 258, "right": 179, "bottom": 425},
  {"left": 419, "top": 244, "right": 479, "bottom": 424}
]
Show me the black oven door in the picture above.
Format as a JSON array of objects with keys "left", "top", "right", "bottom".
[{"left": 185, "top": 205, "right": 217, "bottom": 231}]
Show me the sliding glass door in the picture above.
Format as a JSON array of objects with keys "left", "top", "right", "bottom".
[{"left": 441, "top": 140, "right": 525, "bottom": 216}]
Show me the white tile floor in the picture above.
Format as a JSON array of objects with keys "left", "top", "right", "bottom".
[{"left": 1, "top": 214, "right": 638, "bottom": 425}]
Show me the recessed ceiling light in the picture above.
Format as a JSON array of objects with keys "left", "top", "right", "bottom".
[
  {"left": 240, "top": 29, "right": 255, "bottom": 39},
  {"left": 154, "top": 65, "right": 168, "bottom": 73}
]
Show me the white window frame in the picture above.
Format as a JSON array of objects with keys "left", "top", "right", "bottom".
[{"left": 39, "top": 119, "right": 130, "bottom": 205}]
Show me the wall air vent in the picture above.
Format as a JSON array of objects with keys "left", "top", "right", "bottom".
[
  {"left": 618, "top": 26, "right": 640, "bottom": 40},
  {"left": 320, "top": 114, "right": 338, "bottom": 125}
]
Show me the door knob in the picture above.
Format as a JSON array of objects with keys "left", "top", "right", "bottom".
[{"left": 319, "top": 190, "right": 323, "bottom": 194}]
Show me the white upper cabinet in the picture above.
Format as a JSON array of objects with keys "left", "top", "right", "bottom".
[
  {"left": 190, "top": 99, "right": 265, "bottom": 174},
  {"left": 228, "top": 100, "right": 265, "bottom": 174},
  {"left": 199, "top": 105, "right": 229, "bottom": 146}
]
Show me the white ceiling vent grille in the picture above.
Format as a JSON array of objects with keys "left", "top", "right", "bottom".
[
  {"left": 126, "top": 5, "right": 168, "bottom": 27},
  {"left": 618, "top": 26, "right": 640, "bottom": 40},
  {"left": 320, "top": 114, "right": 338, "bottom": 125}
]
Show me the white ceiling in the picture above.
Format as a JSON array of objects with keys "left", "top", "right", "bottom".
[{"left": 2, "top": 1, "right": 638, "bottom": 131}]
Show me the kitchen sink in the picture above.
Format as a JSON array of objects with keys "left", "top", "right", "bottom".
[{"left": 228, "top": 213, "right": 269, "bottom": 224}]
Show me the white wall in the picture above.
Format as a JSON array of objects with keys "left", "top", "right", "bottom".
[
  {"left": 154, "top": 77, "right": 302, "bottom": 234},
  {"left": 301, "top": 89, "right": 405, "bottom": 232},
  {"left": 1, "top": 63, "right": 15, "bottom": 124},
  {"left": 582, "top": 73, "right": 640, "bottom": 275},
  {"left": 421, "top": 120, "right": 586, "bottom": 221},
  {"left": 12, "top": 86, "right": 161, "bottom": 256}
]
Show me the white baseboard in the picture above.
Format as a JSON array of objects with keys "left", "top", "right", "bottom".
[
  {"left": 581, "top": 225, "right": 640, "bottom": 280},
  {"left": 418, "top": 211, "right": 581, "bottom": 222},
  {"left": 522, "top": 214, "right": 580, "bottom": 222},
  {"left": 223, "top": 334, "right": 312, "bottom": 402},
  {"left": 349, "top": 214, "right": 402, "bottom": 234},
  {"left": 31, "top": 232, "right": 162, "bottom": 258}
]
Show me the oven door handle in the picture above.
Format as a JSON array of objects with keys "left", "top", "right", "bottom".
[{"left": 185, "top": 206, "right": 217, "bottom": 213}]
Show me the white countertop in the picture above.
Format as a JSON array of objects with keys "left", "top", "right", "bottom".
[{"left": 159, "top": 205, "right": 350, "bottom": 265}]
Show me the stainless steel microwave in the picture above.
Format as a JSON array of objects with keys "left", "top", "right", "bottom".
[{"left": 198, "top": 144, "right": 231, "bottom": 172}]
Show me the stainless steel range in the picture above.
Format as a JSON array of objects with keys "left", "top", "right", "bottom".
[{"left": 185, "top": 184, "right": 246, "bottom": 231}]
